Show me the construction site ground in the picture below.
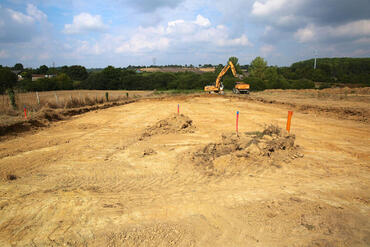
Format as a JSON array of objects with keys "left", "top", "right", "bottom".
[{"left": 0, "top": 93, "right": 369, "bottom": 246}]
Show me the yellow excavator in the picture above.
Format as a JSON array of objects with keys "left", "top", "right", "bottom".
[{"left": 204, "top": 61, "right": 250, "bottom": 94}]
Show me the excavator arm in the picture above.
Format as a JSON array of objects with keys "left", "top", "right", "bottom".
[
  {"left": 215, "top": 61, "right": 237, "bottom": 89},
  {"left": 204, "top": 60, "right": 242, "bottom": 94}
]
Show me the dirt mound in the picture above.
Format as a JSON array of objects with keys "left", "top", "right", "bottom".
[
  {"left": 191, "top": 125, "right": 303, "bottom": 176},
  {"left": 140, "top": 114, "right": 195, "bottom": 139}
]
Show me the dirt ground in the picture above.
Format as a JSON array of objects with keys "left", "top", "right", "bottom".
[
  {"left": 249, "top": 87, "right": 370, "bottom": 122},
  {"left": 0, "top": 94, "right": 369, "bottom": 246}
]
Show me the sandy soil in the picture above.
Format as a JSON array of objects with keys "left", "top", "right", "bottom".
[{"left": 0, "top": 95, "right": 369, "bottom": 246}]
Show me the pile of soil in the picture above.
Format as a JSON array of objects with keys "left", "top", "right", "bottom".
[
  {"left": 140, "top": 114, "right": 195, "bottom": 140},
  {"left": 191, "top": 125, "right": 303, "bottom": 176}
]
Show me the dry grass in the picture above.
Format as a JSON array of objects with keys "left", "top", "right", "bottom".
[
  {"left": 139, "top": 67, "right": 215, "bottom": 73},
  {"left": 0, "top": 90, "right": 152, "bottom": 116},
  {"left": 256, "top": 87, "right": 370, "bottom": 103}
]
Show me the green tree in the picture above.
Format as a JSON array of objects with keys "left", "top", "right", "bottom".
[
  {"left": 13, "top": 63, "right": 24, "bottom": 71},
  {"left": 249, "top": 56, "right": 267, "bottom": 79},
  {"left": 0, "top": 68, "right": 18, "bottom": 93},
  {"left": 244, "top": 77, "right": 266, "bottom": 91},
  {"left": 66, "top": 65, "right": 88, "bottom": 81},
  {"left": 264, "top": 66, "right": 279, "bottom": 82},
  {"left": 38, "top": 65, "right": 49, "bottom": 74},
  {"left": 55, "top": 73, "right": 73, "bottom": 90}
]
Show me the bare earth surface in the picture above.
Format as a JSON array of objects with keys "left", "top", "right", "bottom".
[{"left": 0, "top": 94, "right": 369, "bottom": 246}]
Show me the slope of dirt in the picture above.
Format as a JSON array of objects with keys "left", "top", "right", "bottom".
[
  {"left": 0, "top": 99, "right": 137, "bottom": 139},
  {"left": 0, "top": 95, "right": 369, "bottom": 246}
]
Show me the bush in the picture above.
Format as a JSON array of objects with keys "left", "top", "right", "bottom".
[
  {"left": 7, "top": 89, "right": 17, "bottom": 109},
  {"left": 243, "top": 77, "right": 266, "bottom": 91},
  {"left": 268, "top": 76, "right": 290, "bottom": 89},
  {"left": 318, "top": 82, "right": 331, "bottom": 90},
  {"left": 289, "top": 79, "right": 315, "bottom": 89}
]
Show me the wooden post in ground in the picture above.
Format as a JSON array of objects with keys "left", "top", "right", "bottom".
[
  {"left": 36, "top": 91, "right": 40, "bottom": 105},
  {"left": 54, "top": 92, "right": 59, "bottom": 104}
]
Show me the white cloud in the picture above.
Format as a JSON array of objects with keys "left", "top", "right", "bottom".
[
  {"left": 64, "top": 13, "right": 107, "bottom": 34},
  {"left": 0, "top": 4, "right": 48, "bottom": 43},
  {"left": 217, "top": 34, "right": 252, "bottom": 46},
  {"left": 334, "top": 19, "right": 370, "bottom": 37},
  {"left": 116, "top": 35, "right": 170, "bottom": 53},
  {"left": 260, "top": 44, "right": 275, "bottom": 55},
  {"left": 7, "top": 8, "right": 34, "bottom": 24},
  {"left": 295, "top": 19, "right": 370, "bottom": 43},
  {"left": 167, "top": 19, "right": 194, "bottom": 34},
  {"left": 26, "top": 4, "right": 47, "bottom": 22},
  {"left": 111, "top": 14, "right": 252, "bottom": 54},
  {"left": 277, "top": 15, "right": 297, "bottom": 26},
  {"left": 252, "top": 0, "right": 288, "bottom": 16},
  {"left": 193, "top": 14, "right": 211, "bottom": 27},
  {"left": 294, "top": 24, "right": 315, "bottom": 42}
]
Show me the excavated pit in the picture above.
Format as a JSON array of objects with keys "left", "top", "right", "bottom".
[{"left": 191, "top": 125, "right": 303, "bottom": 176}]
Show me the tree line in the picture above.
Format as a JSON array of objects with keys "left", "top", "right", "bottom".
[
  {"left": 278, "top": 58, "right": 370, "bottom": 85},
  {"left": 1, "top": 57, "right": 369, "bottom": 94}
]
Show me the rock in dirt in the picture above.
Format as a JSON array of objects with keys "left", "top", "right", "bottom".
[{"left": 143, "top": 148, "right": 157, "bottom": 156}]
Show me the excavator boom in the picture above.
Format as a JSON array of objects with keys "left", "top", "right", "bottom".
[
  {"left": 204, "top": 60, "right": 249, "bottom": 94},
  {"left": 205, "top": 61, "right": 238, "bottom": 94}
]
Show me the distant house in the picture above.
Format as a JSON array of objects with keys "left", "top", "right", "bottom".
[
  {"left": 32, "top": 74, "right": 45, "bottom": 81},
  {"left": 32, "top": 74, "right": 55, "bottom": 81},
  {"left": 11, "top": 70, "right": 23, "bottom": 81}
]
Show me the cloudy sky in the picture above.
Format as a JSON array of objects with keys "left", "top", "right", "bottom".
[{"left": 0, "top": 0, "right": 369, "bottom": 68}]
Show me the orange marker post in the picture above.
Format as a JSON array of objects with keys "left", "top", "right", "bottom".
[
  {"left": 286, "top": 111, "right": 293, "bottom": 133},
  {"left": 177, "top": 104, "right": 179, "bottom": 114},
  {"left": 24, "top": 106, "right": 27, "bottom": 119}
]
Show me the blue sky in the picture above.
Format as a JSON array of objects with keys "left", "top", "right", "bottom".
[{"left": 0, "top": 0, "right": 369, "bottom": 68}]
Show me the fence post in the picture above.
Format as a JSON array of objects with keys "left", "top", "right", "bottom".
[
  {"left": 54, "top": 92, "right": 59, "bottom": 104},
  {"left": 36, "top": 91, "right": 40, "bottom": 105}
]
